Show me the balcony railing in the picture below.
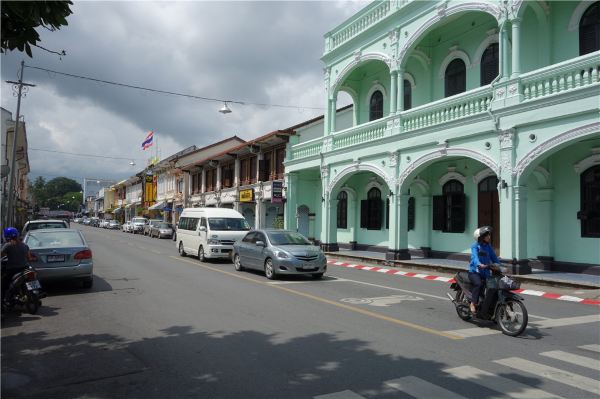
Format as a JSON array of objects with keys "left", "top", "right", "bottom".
[
  {"left": 333, "top": 116, "right": 390, "bottom": 150},
  {"left": 521, "top": 51, "right": 599, "bottom": 101},
  {"left": 290, "top": 137, "right": 323, "bottom": 160},
  {"left": 401, "top": 86, "right": 493, "bottom": 133}
]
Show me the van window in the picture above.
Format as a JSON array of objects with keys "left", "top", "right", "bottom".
[
  {"left": 200, "top": 218, "right": 207, "bottom": 228},
  {"left": 208, "top": 218, "right": 250, "bottom": 231},
  {"left": 188, "top": 218, "right": 199, "bottom": 231},
  {"left": 178, "top": 217, "right": 199, "bottom": 231}
]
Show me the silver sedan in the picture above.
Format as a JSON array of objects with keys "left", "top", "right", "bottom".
[
  {"left": 232, "top": 230, "right": 327, "bottom": 280},
  {"left": 24, "top": 228, "right": 94, "bottom": 288}
]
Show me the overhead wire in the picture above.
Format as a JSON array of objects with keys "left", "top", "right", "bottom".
[
  {"left": 28, "top": 147, "right": 144, "bottom": 161},
  {"left": 24, "top": 65, "right": 324, "bottom": 111}
]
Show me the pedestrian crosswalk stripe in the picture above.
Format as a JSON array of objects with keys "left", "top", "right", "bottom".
[
  {"left": 443, "top": 365, "right": 564, "bottom": 399},
  {"left": 580, "top": 344, "right": 600, "bottom": 353},
  {"left": 384, "top": 376, "right": 466, "bottom": 398},
  {"left": 540, "top": 350, "right": 600, "bottom": 370},
  {"left": 494, "top": 357, "right": 600, "bottom": 394},
  {"left": 313, "top": 390, "right": 366, "bottom": 399},
  {"left": 443, "top": 327, "right": 503, "bottom": 338},
  {"left": 530, "top": 314, "right": 600, "bottom": 328}
]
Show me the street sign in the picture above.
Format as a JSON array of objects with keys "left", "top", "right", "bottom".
[{"left": 239, "top": 189, "right": 254, "bottom": 202}]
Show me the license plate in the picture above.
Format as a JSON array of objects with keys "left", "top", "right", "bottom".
[
  {"left": 26, "top": 280, "right": 41, "bottom": 290},
  {"left": 47, "top": 255, "right": 65, "bottom": 262}
]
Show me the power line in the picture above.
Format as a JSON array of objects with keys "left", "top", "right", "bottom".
[
  {"left": 25, "top": 64, "right": 324, "bottom": 111},
  {"left": 29, "top": 147, "right": 143, "bottom": 161}
]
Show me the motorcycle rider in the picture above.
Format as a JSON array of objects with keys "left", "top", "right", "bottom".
[
  {"left": 1, "top": 227, "right": 32, "bottom": 305},
  {"left": 468, "top": 226, "right": 500, "bottom": 314}
]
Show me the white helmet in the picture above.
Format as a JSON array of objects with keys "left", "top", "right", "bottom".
[{"left": 473, "top": 226, "right": 493, "bottom": 240}]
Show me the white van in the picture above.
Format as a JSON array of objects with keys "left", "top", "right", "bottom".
[{"left": 176, "top": 208, "right": 251, "bottom": 261}]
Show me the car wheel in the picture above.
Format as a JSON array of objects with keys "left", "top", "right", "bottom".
[
  {"left": 312, "top": 273, "right": 324, "bottom": 279},
  {"left": 82, "top": 277, "right": 93, "bottom": 289},
  {"left": 234, "top": 254, "right": 244, "bottom": 271},
  {"left": 264, "top": 258, "right": 276, "bottom": 280},
  {"left": 178, "top": 242, "right": 186, "bottom": 257},
  {"left": 198, "top": 246, "right": 206, "bottom": 262}
]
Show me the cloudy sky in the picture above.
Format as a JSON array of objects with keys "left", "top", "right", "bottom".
[{"left": 1, "top": 1, "right": 364, "bottom": 192}]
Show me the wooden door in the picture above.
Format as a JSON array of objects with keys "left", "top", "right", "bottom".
[{"left": 478, "top": 177, "right": 500, "bottom": 253}]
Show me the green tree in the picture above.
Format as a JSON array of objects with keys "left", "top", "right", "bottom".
[
  {"left": 29, "top": 176, "right": 47, "bottom": 206},
  {"left": 61, "top": 191, "right": 82, "bottom": 212},
  {"left": 1, "top": 1, "right": 73, "bottom": 57},
  {"left": 44, "top": 177, "right": 81, "bottom": 199}
]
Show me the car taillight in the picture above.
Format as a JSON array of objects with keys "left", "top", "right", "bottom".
[
  {"left": 25, "top": 270, "right": 37, "bottom": 281},
  {"left": 74, "top": 249, "right": 93, "bottom": 260}
]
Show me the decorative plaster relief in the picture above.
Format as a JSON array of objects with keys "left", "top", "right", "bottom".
[
  {"left": 320, "top": 165, "right": 329, "bottom": 180},
  {"left": 508, "top": 84, "right": 518, "bottom": 95},
  {"left": 389, "top": 152, "right": 398, "bottom": 167},
  {"left": 499, "top": 129, "right": 515, "bottom": 149},
  {"left": 574, "top": 149, "right": 600, "bottom": 174},
  {"left": 327, "top": 162, "right": 394, "bottom": 194},
  {"left": 500, "top": 152, "right": 512, "bottom": 176},
  {"left": 439, "top": 169, "right": 467, "bottom": 187},
  {"left": 323, "top": 137, "right": 333, "bottom": 153},
  {"left": 473, "top": 168, "right": 497, "bottom": 184},
  {"left": 513, "top": 122, "right": 600, "bottom": 180}
]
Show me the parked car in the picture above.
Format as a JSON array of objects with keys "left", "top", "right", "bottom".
[
  {"left": 233, "top": 230, "right": 327, "bottom": 280},
  {"left": 73, "top": 218, "right": 82, "bottom": 223},
  {"left": 108, "top": 220, "right": 121, "bottom": 230},
  {"left": 99, "top": 220, "right": 111, "bottom": 228},
  {"left": 144, "top": 219, "right": 162, "bottom": 236},
  {"left": 131, "top": 217, "right": 148, "bottom": 234},
  {"left": 23, "top": 228, "right": 94, "bottom": 288},
  {"left": 82, "top": 218, "right": 91, "bottom": 225},
  {"left": 149, "top": 222, "right": 174, "bottom": 239},
  {"left": 176, "top": 208, "right": 250, "bottom": 262},
  {"left": 23, "top": 219, "right": 69, "bottom": 234},
  {"left": 122, "top": 221, "right": 132, "bottom": 233}
]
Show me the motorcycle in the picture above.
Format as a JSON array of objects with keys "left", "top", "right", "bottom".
[
  {"left": 447, "top": 265, "right": 528, "bottom": 337},
  {"left": 1, "top": 261, "right": 45, "bottom": 315}
]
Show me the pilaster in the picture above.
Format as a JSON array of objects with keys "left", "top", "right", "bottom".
[
  {"left": 510, "top": 17, "right": 521, "bottom": 79},
  {"left": 390, "top": 70, "right": 398, "bottom": 115},
  {"left": 284, "top": 173, "right": 298, "bottom": 230}
]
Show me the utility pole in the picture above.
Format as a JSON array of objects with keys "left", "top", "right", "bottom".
[{"left": 5, "top": 61, "right": 35, "bottom": 228}]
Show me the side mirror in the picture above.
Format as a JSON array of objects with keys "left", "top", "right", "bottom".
[
  {"left": 256, "top": 241, "right": 266, "bottom": 247},
  {"left": 199, "top": 226, "right": 207, "bottom": 232}
]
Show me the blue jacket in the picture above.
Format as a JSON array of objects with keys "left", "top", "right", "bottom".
[{"left": 469, "top": 242, "right": 500, "bottom": 279}]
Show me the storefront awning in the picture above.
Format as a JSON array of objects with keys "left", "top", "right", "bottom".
[
  {"left": 112, "top": 207, "right": 122, "bottom": 213},
  {"left": 149, "top": 201, "right": 165, "bottom": 210}
]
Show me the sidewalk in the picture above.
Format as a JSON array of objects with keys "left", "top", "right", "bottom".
[{"left": 324, "top": 249, "right": 600, "bottom": 290}]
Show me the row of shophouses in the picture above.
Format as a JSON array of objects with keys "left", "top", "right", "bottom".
[{"left": 101, "top": 0, "right": 599, "bottom": 275}]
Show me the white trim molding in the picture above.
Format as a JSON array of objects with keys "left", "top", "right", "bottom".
[
  {"left": 328, "top": 162, "right": 395, "bottom": 195},
  {"left": 399, "top": 2, "right": 502, "bottom": 67},
  {"left": 438, "top": 49, "right": 472, "bottom": 79},
  {"left": 398, "top": 147, "right": 499, "bottom": 192},
  {"left": 439, "top": 167, "right": 467, "bottom": 187},
  {"left": 532, "top": 166, "right": 552, "bottom": 188},
  {"left": 409, "top": 177, "right": 430, "bottom": 195},
  {"left": 403, "top": 72, "right": 416, "bottom": 89},
  {"left": 574, "top": 148, "right": 600, "bottom": 174},
  {"left": 331, "top": 52, "right": 391, "bottom": 94},
  {"left": 513, "top": 122, "right": 600, "bottom": 182},
  {"left": 338, "top": 186, "right": 358, "bottom": 201},
  {"left": 473, "top": 168, "right": 497, "bottom": 184},
  {"left": 568, "top": 1, "right": 596, "bottom": 31}
]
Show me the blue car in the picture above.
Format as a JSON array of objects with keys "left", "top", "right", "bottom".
[{"left": 233, "top": 230, "right": 327, "bottom": 280}]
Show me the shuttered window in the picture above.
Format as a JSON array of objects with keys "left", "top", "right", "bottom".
[
  {"left": 445, "top": 59, "right": 466, "bottom": 97},
  {"left": 480, "top": 43, "right": 499, "bottom": 86},
  {"left": 407, "top": 196, "right": 415, "bottom": 231},
  {"left": 367, "top": 188, "right": 382, "bottom": 230},
  {"left": 221, "top": 163, "right": 234, "bottom": 188},
  {"left": 580, "top": 165, "right": 600, "bottom": 237},
  {"left": 403, "top": 79, "right": 412, "bottom": 110},
  {"left": 369, "top": 90, "right": 384, "bottom": 121},
  {"left": 443, "top": 180, "right": 466, "bottom": 233},
  {"left": 337, "top": 191, "right": 347, "bottom": 229},
  {"left": 580, "top": 2, "right": 600, "bottom": 55}
]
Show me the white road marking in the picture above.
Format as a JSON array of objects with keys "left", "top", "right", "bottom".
[
  {"left": 530, "top": 314, "right": 600, "bottom": 328},
  {"left": 329, "top": 274, "right": 449, "bottom": 300},
  {"left": 557, "top": 295, "right": 585, "bottom": 302},
  {"left": 314, "top": 390, "right": 366, "bottom": 399},
  {"left": 267, "top": 279, "right": 349, "bottom": 285},
  {"left": 443, "top": 327, "right": 502, "bottom": 338},
  {"left": 494, "top": 357, "right": 600, "bottom": 394},
  {"left": 540, "top": 350, "right": 600, "bottom": 370},
  {"left": 384, "top": 376, "right": 466, "bottom": 399},
  {"left": 580, "top": 344, "right": 600, "bottom": 353},
  {"left": 340, "top": 295, "right": 423, "bottom": 307},
  {"left": 520, "top": 289, "right": 545, "bottom": 296},
  {"left": 443, "top": 365, "right": 564, "bottom": 399}
]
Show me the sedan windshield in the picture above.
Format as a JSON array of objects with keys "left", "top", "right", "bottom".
[
  {"left": 267, "top": 232, "right": 312, "bottom": 245},
  {"left": 208, "top": 218, "right": 250, "bottom": 231},
  {"left": 27, "top": 222, "right": 66, "bottom": 230},
  {"left": 26, "top": 231, "right": 85, "bottom": 249}
]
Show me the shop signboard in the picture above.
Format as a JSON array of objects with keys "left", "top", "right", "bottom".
[
  {"left": 239, "top": 189, "right": 254, "bottom": 203},
  {"left": 272, "top": 181, "right": 283, "bottom": 204}
]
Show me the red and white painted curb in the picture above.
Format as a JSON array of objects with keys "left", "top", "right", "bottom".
[{"left": 327, "top": 260, "right": 600, "bottom": 306}]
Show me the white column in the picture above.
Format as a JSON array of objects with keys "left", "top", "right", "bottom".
[
  {"left": 216, "top": 164, "right": 222, "bottom": 191},
  {"left": 500, "top": 23, "right": 510, "bottom": 81},
  {"left": 234, "top": 158, "right": 240, "bottom": 187},
  {"left": 284, "top": 173, "right": 298, "bottom": 230},
  {"left": 397, "top": 68, "right": 404, "bottom": 113},
  {"left": 511, "top": 18, "right": 521, "bottom": 79},
  {"left": 390, "top": 70, "right": 398, "bottom": 115},
  {"left": 256, "top": 152, "right": 263, "bottom": 182},
  {"left": 330, "top": 97, "right": 337, "bottom": 133},
  {"left": 255, "top": 199, "right": 262, "bottom": 229},
  {"left": 201, "top": 169, "right": 206, "bottom": 193}
]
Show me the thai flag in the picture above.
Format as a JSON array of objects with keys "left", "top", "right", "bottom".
[{"left": 142, "top": 131, "right": 154, "bottom": 150}]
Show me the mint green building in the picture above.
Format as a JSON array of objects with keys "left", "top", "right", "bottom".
[{"left": 284, "top": 0, "right": 599, "bottom": 274}]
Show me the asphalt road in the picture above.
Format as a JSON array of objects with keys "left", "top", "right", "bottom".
[{"left": 2, "top": 224, "right": 599, "bottom": 399}]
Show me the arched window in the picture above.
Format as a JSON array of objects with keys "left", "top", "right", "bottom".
[
  {"left": 407, "top": 196, "right": 415, "bottom": 231},
  {"left": 337, "top": 191, "right": 348, "bottom": 229},
  {"left": 403, "top": 79, "right": 412, "bottom": 110},
  {"left": 480, "top": 43, "right": 499, "bottom": 86},
  {"left": 445, "top": 59, "right": 466, "bottom": 97},
  {"left": 433, "top": 180, "right": 466, "bottom": 233},
  {"left": 369, "top": 90, "right": 384, "bottom": 121},
  {"left": 580, "top": 2, "right": 600, "bottom": 55},
  {"left": 579, "top": 165, "right": 600, "bottom": 237},
  {"left": 360, "top": 187, "right": 382, "bottom": 230}
]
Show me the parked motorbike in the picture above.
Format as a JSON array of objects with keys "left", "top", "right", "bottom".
[
  {"left": 1, "top": 260, "right": 45, "bottom": 315},
  {"left": 447, "top": 265, "right": 528, "bottom": 336}
]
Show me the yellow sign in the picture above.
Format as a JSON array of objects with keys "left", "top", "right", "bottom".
[{"left": 239, "top": 189, "right": 254, "bottom": 203}]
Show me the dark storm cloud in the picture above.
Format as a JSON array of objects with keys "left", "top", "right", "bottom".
[{"left": 1, "top": 1, "right": 365, "bottom": 181}]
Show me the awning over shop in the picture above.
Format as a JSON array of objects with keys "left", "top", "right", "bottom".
[
  {"left": 149, "top": 201, "right": 165, "bottom": 210},
  {"left": 112, "top": 207, "right": 122, "bottom": 213}
]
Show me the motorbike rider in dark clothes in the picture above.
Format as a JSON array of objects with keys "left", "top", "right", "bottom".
[
  {"left": 468, "top": 226, "right": 500, "bottom": 314},
  {"left": 1, "top": 227, "right": 32, "bottom": 306}
]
